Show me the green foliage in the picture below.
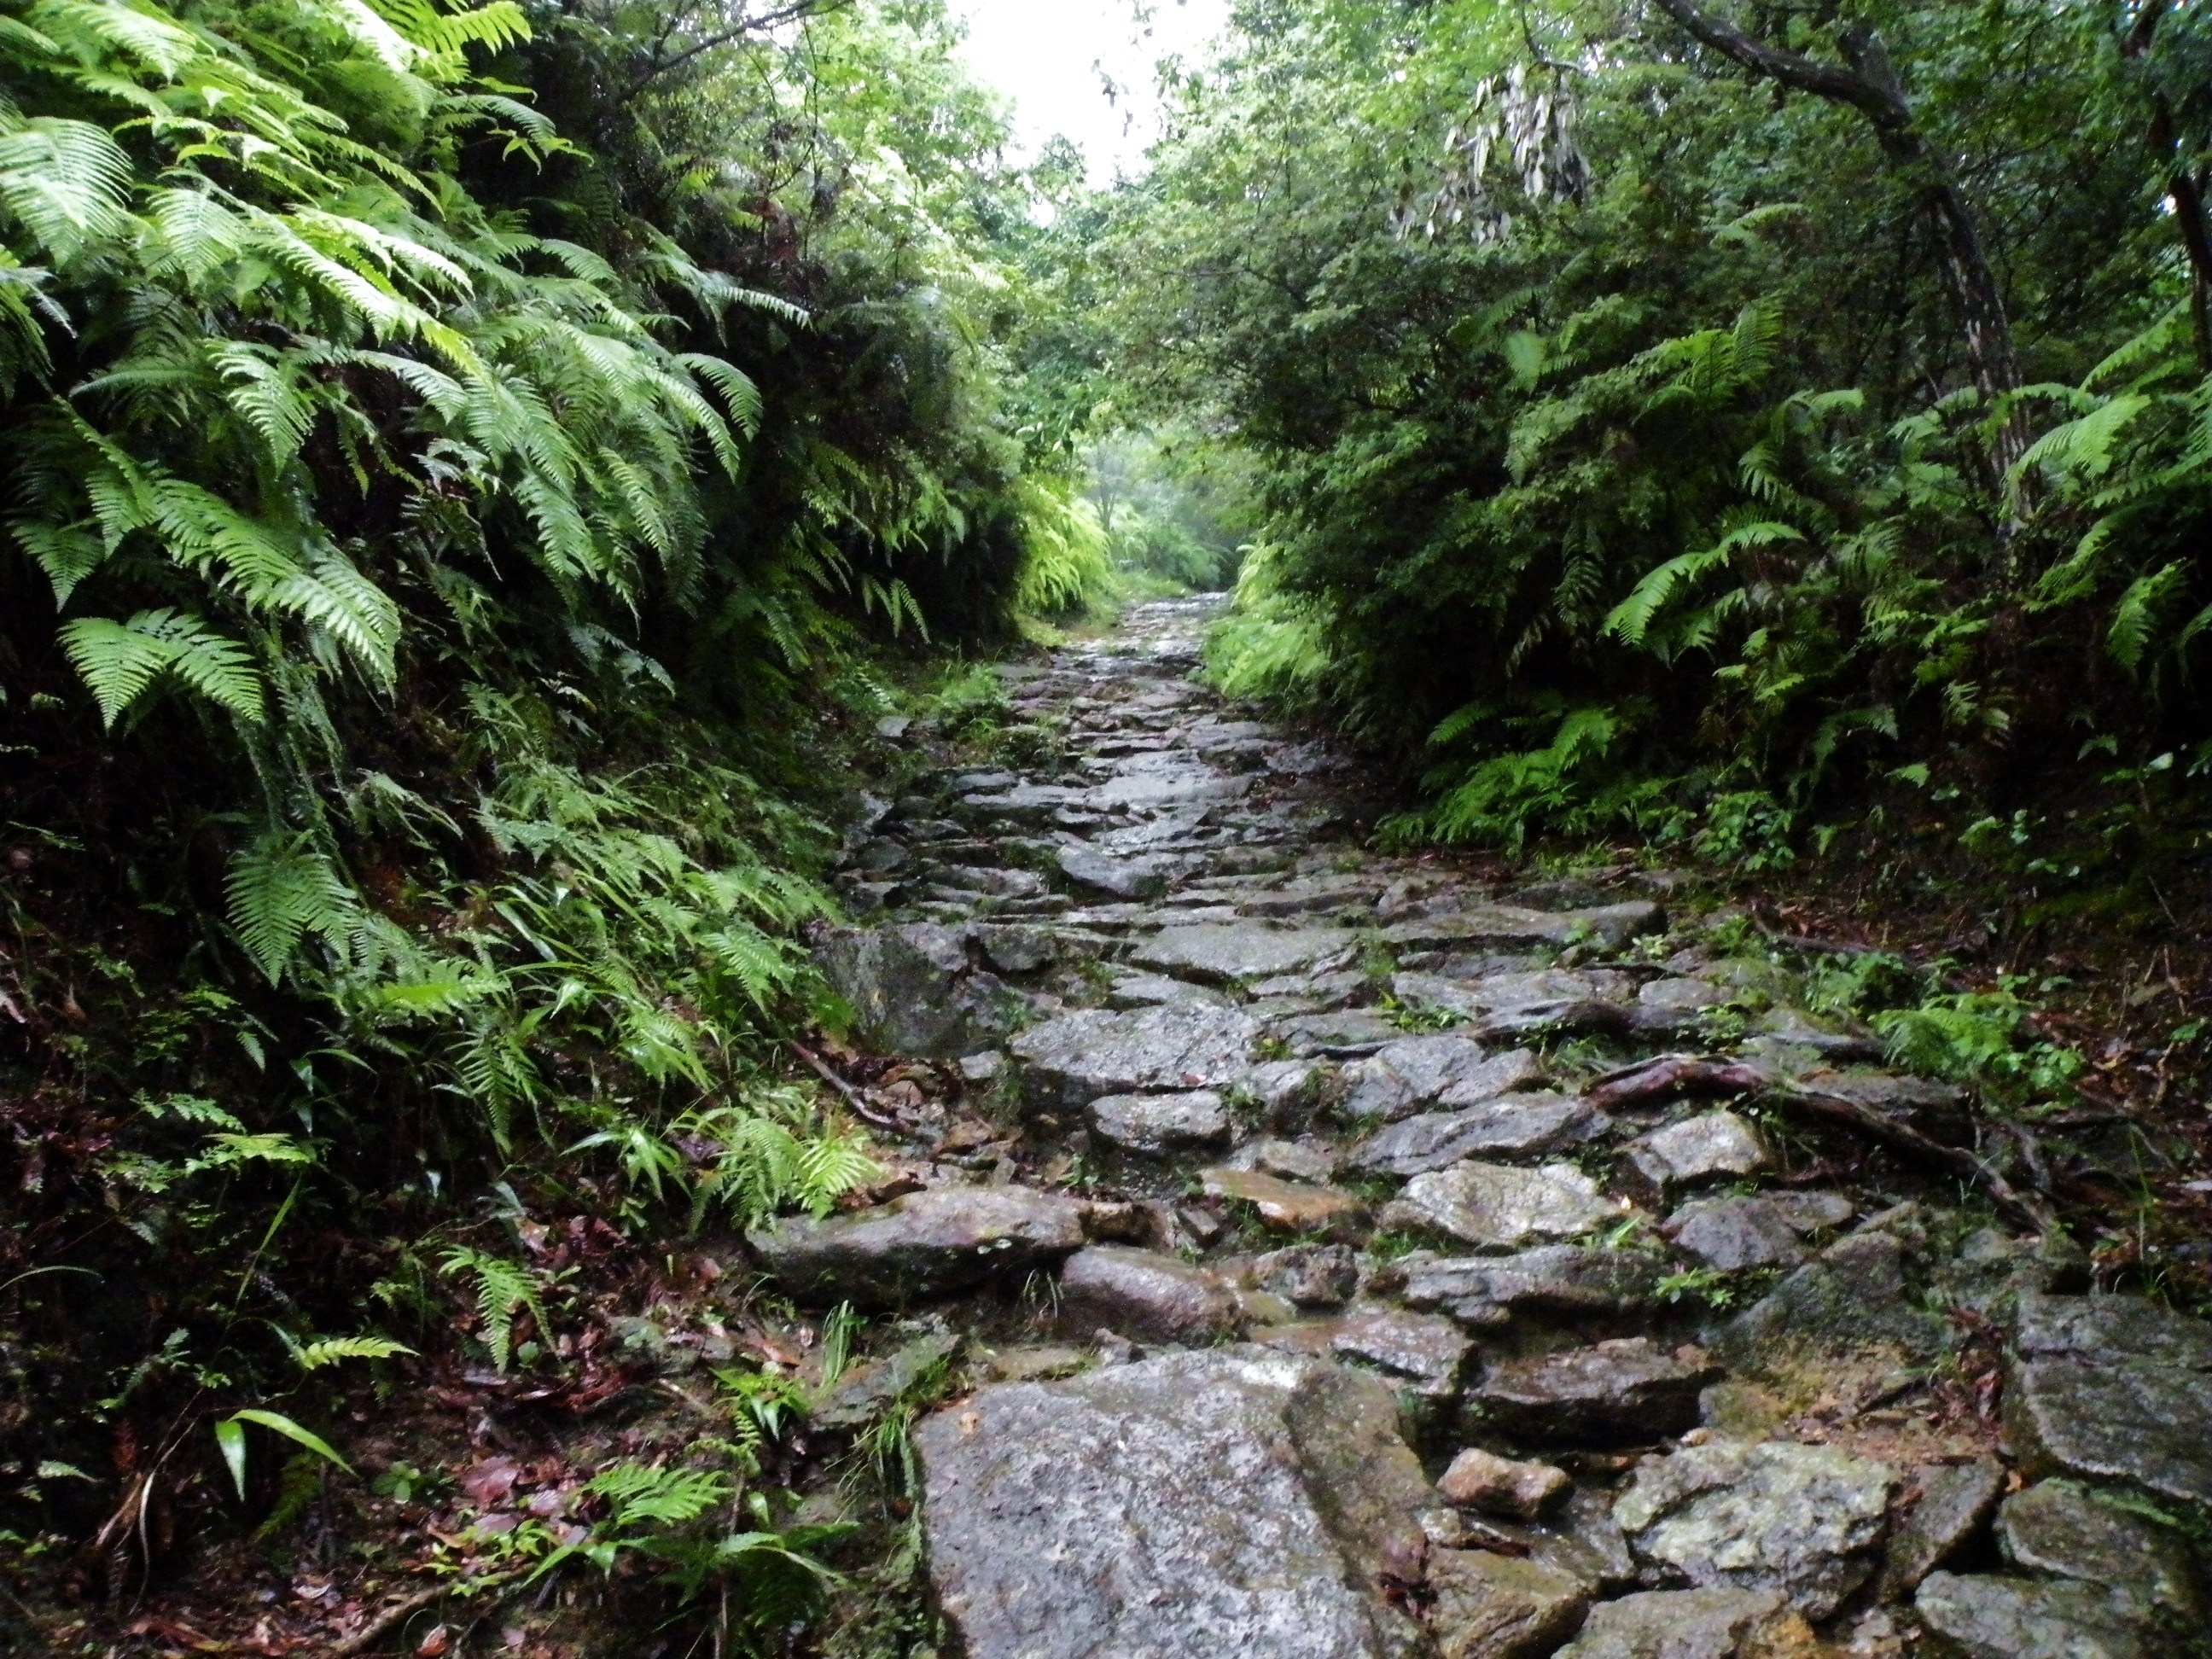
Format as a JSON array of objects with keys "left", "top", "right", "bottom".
[
  {"left": 438, "top": 1246, "right": 546, "bottom": 1374},
  {"left": 1109, "top": 0, "right": 2212, "bottom": 845},
  {"left": 1874, "top": 979, "right": 2087, "bottom": 1108}
]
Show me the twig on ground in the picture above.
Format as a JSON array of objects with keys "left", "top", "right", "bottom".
[
  {"left": 1768, "top": 1082, "right": 2060, "bottom": 1235},
  {"left": 329, "top": 1567, "right": 528, "bottom": 1657},
  {"left": 789, "top": 1041, "right": 907, "bottom": 1131}
]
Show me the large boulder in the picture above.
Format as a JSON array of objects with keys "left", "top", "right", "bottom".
[
  {"left": 1613, "top": 1439, "right": 1896, "bottom": 1620},
  {"left": 814, "top": 923, "right": 1023, "bottom": 1057},
  {"left": 2004, "top": 1292, "right": 2212, "bottom": 1509},
  {"left": 1011, "top": 1003, "right": 1262, "bottom": 1107},
  {"left": 746, "top": 1185, "right": 1087, "bottom": 1305},
  {"left": 916, "top": 1348, "right": 1433, "bottom": 1658}
]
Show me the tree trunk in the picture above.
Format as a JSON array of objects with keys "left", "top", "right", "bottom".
[
  {"left": 2125, "top": 4, "right": 2212, "bottom": 369},
  {"left": 1650, "top": 0, "right": 2030, "bottom": 475}
]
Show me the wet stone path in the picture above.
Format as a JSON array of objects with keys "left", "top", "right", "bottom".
[{"left": 762, "top": 600, "right": 2212, "bottom": 1659}]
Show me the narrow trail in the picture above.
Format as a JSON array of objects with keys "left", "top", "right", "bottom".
[{"left": 774, "top": 599, "right": 2211, "bottom": 1659}]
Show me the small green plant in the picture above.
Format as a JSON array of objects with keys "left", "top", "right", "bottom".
[
  {"left": 438, "top": 1247, "right": 550, "bottom": 1374},
  {"left": 1873, "top": 976, "right": 2086, "bottom": 1106},
  {"left": 1655, "top": 1266, "right": 1738, "bottom": 1308}
]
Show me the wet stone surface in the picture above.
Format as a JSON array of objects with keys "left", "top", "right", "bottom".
[{"left": 800, "top": 600, "right": 2210, "bottom": 1656}]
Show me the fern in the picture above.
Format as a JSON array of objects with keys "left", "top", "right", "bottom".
[
  {"left": 58, "top": 608, "right": 265, "bottom": 727},
  {"left": 225, "top": 832, "right": 360, "bottom": 981},
  {"left": 438, "top": 1246, "right": 546, "bottom": 1374}
]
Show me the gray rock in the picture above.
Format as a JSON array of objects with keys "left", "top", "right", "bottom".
[
  {"left": 1713, "top": 1230, "right": 1948, "bottom": 1368},
  {"left": 1555, "top": 1588, "right": 1817, "bottom": 1659},
  {"left": 1087, "top": 1090, "right": 1233, "bottom": 1155},
  {"left": 938, "top": 863, "right": 1049, "bottom": 899},
  {"left": 1625, "top": 1111, "right": 1771, "bottom": 1198},
  {"left": 1131, "top": 921, "right": 1356, "bottom": 985},
  {"left": 1639, "top": 977, "right": 1726, "bottom": 1011},
  {"left": 1011, "top": 1004, "right": 1261, "bottom": 1107},
  {"left": 1245, "top": 1057, "right": 1329, "bottom": 1120},
  {"left": 1274, "top": 1008, "right": 1410, "bottom": 1057},
  {"left": 814, "top": 1329, "right": 962, "bottom": 1429},
  {"left": 1662, "top": 1197, "right": 1810, "bottom": 1272},
  {"left": 916, "top": 1348, "right": 1431, "bottom": 1659},
  {"left": 1386, "top": 1244, "right": 1669, "bottom": 1327},
  {"left": 1996, "top": 1480, "right": 2203, "bottom": 1623},
  {"left": 1254, "top": 1243, "right": 1361, "bottom": 1308},
  {"left": 1058, "top": 843, "right": 1171, "bottom": 899},
  {"left": 1938, "top": 1227, "right": 2092, "bottom": 1320},
  {"left": 1763, "top": 1190, "right": 1855, "bottom": 1232},
  {"left": 1342, "top": 1038, "right": 1536, "bottom": 1122},
  {"left": 1436, "top": 1447, "right": 1570, "bottom": 1518},
  {"left": 1328, "top": 1307, "right": 1475, "bottom": 1400},
  {"left": 815, "top": 923, "right": 1023, "bottom": 1057},
  {"left": 1880, "top": 1459, "right": 2005, "bottom": 1596},
  {"left": 1614, "top": 1439, "right": 1896, "bottom": 1620},
  {"left": 874, "top": 713, "right": 913, "bottom": 740},
  {"left": 1380, "top": 1161, "right": 1621, "bottom": 1250},
  {"left": 748, "top": 1185, "right": 1088, "bottom": 1305},
  {"left": 1428, "top": 1549, "right": 1590, "bottom": 1659},
  {"left": 973, "top": 923, "right": 1058, "bottom": 974},
  {"left": 958, "top": 1050, "right": 1006, "bottom": 1086},
  {"left": 2005, "top": 1293, "right": 2212, "bottom": 1509},
  {"left": 1473, "top": 1337, "right": 1720, "bottom": 1443},
  {"left": 1915, "top": 1572, "right": 2147, "bottom": 1659},
  {"left": 1347, "top": 1093, "right": 1609, "bottom": 1177},
  {"left": 1057, "top": 1246, "right": 1243, "bottom": 1346},
  {"left": 1105, "top": 970, "right": 1235, "bottom": 1010}
]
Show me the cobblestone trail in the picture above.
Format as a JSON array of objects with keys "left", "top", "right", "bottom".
[{"left": 770, "top": 601, "right": 2212, "bottom": 1659}]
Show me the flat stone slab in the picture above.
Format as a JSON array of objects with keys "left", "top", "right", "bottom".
[
  {"left": 748, "top": 1185, "right": 1088, "bottom": 1305},
  {"left": 1383, "top": 1244, "right": 1669, "bottom": 1327},
  {"left": 1131, "top": 922, "right": 1356, "bottom": 985},
  {"left": 1381, "top": 901, "right": 1661, "bottom": 953},
  {"left": 1057, "top": 843, "right": 1171, "bottom": 898},
  {"left": 1615, "top": 1439, "right": 1896, "bottom": 1620},
  {"left": 1380, "top": 1161, "right": 1621, "bottom": 1249},
  {"left": 1556, "top": 1587, "right": 1816, "bottom": 1659},
  {"left": 1201, "top": 1167, "right": 1369, "bottom": 1234},
  {"left": 1087, "top": 1090, "right": 1232, "bottom": 1154},
  {"left": 1624, "top": 1110, "right": 1770, "bottom": 1196},
  {"left": 1474, "top": 1337, "right": 1720, "bottom": 1444},
  {"left": 1662, "top": 1196, "right": 1820, "bottom": 1271},
  {"left": 1347, "top": 1092, "right": 1608, "bottom": 1176},
  {"left": 1011, "top": 1003, "right": 1261, "bottom": 1107},
  {"left": 2005, "top": 1292, "right": 2212, "bottom": 1508},
  {"left": 1328, "top": 1307, "right": 1474, "bottom": 1400},
  {"left": 1057, "top": 1245, "right": 1242, "bottom": 1346},
  {"left": 916, "top": 1348, "right": 1431, "bottom": 1659},
  {"left": 1342, "top": 1038, "right": 1541, "bottom": 1121}
]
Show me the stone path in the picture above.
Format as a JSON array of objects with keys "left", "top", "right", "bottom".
[{"left": 771, "top": 600, "right": 2212, "bottom": 1659}]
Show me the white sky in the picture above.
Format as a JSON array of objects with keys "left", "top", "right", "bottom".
[{"left": 953, "top": 0, "right": 1233, "bottom": 181}]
